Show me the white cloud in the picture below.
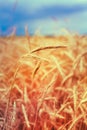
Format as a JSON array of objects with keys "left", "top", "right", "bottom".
[
  {"left": 16, "top": 8, "right": 87, "bottom": 35},
  {"left": 1, "top": 0, "right": 87, "bottom": 35},
  {"left": 66, "top": 10, "right": 87, "bottom": 34},
  {"left": 4, "top": 0, "right": 87, "bottom": 12}
]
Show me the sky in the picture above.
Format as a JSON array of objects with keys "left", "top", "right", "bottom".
[{"left": 0, "top": 0, "right": 87, "bottom": 36}]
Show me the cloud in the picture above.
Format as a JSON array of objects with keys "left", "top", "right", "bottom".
[
  {"left": 17, "top": 0, "right": 87, "bottom": 11},
  {"left": 0, "top": 0, "right": 87, "bottom": 35},
  {"left": 66, "top": 10, "right": 87, "bottom": 34},
  {"left": 15, "top": 9, "right": 87, "bottom": 35},
  {"left": 5, "top": 3, "right": 87, "bottom": 22},
  {"left": 1, "top": 1, "right": 87, "bottom": 21},
  {"left": 1, "top": 0, "right": 87, "bottom": 12},
  {"left": 36, "top": 4, "right": 87, "bottom": 18},
  {"left": 15, "top": 0, "right": 87, "bottom": 13}
]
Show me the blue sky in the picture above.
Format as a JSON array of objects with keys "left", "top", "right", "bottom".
[{"left": 0, "top": 0, "right": 87, "bottom": 36}]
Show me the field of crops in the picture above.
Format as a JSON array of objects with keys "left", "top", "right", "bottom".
[{"left": 0, "top": 34, "right": 87, "bottom": 130}]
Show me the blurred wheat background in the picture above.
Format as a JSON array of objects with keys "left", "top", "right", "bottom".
[
  {"left": 0, "top": 0, "right": 87, "bottom": 130},
  {"left": 0, "top": 31, "right": 87, "bottom": 130}
]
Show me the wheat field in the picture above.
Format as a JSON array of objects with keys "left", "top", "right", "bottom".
[{"left": 0, "top": 33, "right": 87, "bottom": 130}]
